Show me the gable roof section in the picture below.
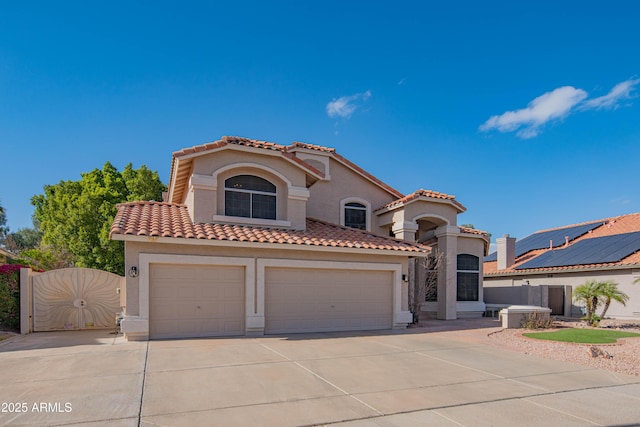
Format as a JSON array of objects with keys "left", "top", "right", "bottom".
[
  {"left": 485, "top": 212, "right": 640, "bottom": 275},
  {"left": 375, "top": 189, "right": 466, "bottom": 213},
  {"left": 168, "top": 136, "right": 325, "bottom": 203},
  {"left": 167, "top": 136, "right": 404, "bottom": 204},
  {"left": 110, "top": 201, "right": 429, "bottom": 255}
]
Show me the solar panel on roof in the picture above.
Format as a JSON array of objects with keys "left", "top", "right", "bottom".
[
  {"left": 484, "top": 221, "right": 604, "bottom": 262},
  {"left": 515, "top": 231, "right": 640, "bottom": 269}
]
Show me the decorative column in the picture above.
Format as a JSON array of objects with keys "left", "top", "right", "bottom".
[
  {"left": 392, "top": 221, "right": 419, "bottom": 242},
  {"left": 435, "top": 225, "right": 459, "bottom": 320}
]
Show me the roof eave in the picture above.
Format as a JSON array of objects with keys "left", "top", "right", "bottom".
[
  {"left": 375, "top": 196, "right": 466, "bottom": 215},
  {"left": 111, "top": 233, "right": 430, "bottom": 257},
  {"left": 485, "top": 262, "right": 640, "bottom": 277},
  {"left": 167, "top": 142, "right": 325, "bottom": 203}
]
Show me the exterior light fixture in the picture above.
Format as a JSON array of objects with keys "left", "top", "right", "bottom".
[{"left": 128, "top": 266, "right": 138, "bottom": 278}]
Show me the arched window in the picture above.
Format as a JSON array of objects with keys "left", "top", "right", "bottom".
[
  {"left": 344, "top": 202, "right": 367, "bottom": 230},
  {"left": 224, "top": 175, "right": 276, "bottom": 220},
  {"left": 457, "top": 254, "right": 479, "bottom": 301}
]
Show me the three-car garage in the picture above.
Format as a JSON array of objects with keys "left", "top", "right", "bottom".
[{"left": 141, "top": 254, "right": 405, "bottom": 340}]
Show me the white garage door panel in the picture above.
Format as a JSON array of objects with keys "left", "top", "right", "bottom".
[
  {"left": 150, "top": 264, "right": 244, "bottom": 339},
  {"left": 265, "top": 267, "right": 393, "bottom": 334}
]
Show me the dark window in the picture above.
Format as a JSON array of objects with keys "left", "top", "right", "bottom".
[
  {"left": 457, "top": 254, "right": 479, "bottom": 301},
  {"left": 224, "top": 175, "right": 276, "bottom": 220},
  {"left": 344, "top": 202, "right": 367, "bottom": 230}
]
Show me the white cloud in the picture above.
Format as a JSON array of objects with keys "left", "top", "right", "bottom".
[
  {"left": 581, "top": 78, "right": 640, "bottom": 110},
  {"left": 480, "top": 78, "right": 640, "bottom": 139},
  {"left": 326, "top": 90, "right": 371, "bottom": 119},
  {"left": 479, "top": 86, "right": 587, "bottom": 139}
]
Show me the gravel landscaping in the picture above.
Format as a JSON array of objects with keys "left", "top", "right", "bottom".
[{"left": 487, "top": 319, "right": 640, "bottom": 377}]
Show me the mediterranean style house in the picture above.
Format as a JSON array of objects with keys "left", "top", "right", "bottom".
[
  {"left": 110, "top": 136, "right": 489, "bottom": 340},
  {"left": 484, "top": 212, "right": 640, "bottom": 319}
]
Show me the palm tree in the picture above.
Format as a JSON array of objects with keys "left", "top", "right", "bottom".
[
  {"left": 573, "top": 280, "right": 601, "bottom": 323},
  {"left": 598, "top": 281, "right": 629, "bottom": 319}
]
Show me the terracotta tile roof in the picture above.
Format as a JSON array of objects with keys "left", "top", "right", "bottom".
[
  {"left": 110, "top": 201, "right": 429, "bottom": 254},
  {"left": 485, "top": 212, "right": 640, "bottom": 275},
  {"left": 376, "top": 189, "right": 466, "bottom": 212},
  {"left": 459, "top": 226, "right": 490, "bottom": 237},
  {"left": 286, "top": 141, "right": 336, "bottom": 153},
  {"left": 172, "top": 136, "right": 286, "bottom": 158}
]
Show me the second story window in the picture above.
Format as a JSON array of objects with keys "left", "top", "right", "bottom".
[
  {"left": 344, "top": 202, "right": 367, "bottom": 230},
  {"left": 225, "top": 175, "right": 276, "bottom": 220}
]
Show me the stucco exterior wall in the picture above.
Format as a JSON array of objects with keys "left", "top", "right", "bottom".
[
  {"left": 484, "top": 268, "right": 640, "bottom": 319},
  {"left": 306, "top": 158, "right": 397, "bottom": 234},
  {"left": 123, "top": 240, "right": 412, "bottom": 317},
  {"left": 191, "top": 149, "right": 307, "bottom": 186},
  {"left": 182, "top": 150, "right": 309, "bottom": 229},
  {"left": 404, "top": 201, "right": 459, "bottom": 227}
]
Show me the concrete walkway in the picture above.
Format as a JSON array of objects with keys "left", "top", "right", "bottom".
[{"left": 0, "top": 321, "right": 639, "bottom": 426}]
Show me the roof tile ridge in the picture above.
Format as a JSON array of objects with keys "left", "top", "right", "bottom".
[
  {"left": 286, "top": 141, "right": 336, "bottom": 153},
  {"left": 226, "top": 135, "right": 289, "bottom": 151},
  {"left": 172, "top": 138, "right": 228, "bottom": 158},
  {"left": 376, "top": 188, "right": 464, "bottom": 211}
]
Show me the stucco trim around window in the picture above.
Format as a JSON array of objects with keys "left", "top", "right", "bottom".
[
  {"left": 211, "top": 162, "right": 293, "bottom": 189},
  {"left": 211, "top": 163, "right": 311, "bottom": 203},
  {"left": 340, "top": 197, "right": 371, "bottom": 231}
]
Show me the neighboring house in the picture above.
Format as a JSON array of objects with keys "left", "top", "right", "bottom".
[
  {"left": 110, "top": 136, "right": 489, "bottom": 340},
  {"left": 0, "top": 247, "right": 17, "bottom": 264},
  {"left": 484, "top": 213, "right": 640, "bottom": 319}
]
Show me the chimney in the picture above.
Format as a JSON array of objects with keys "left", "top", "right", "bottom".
[{"left": 497, "top": 234, "right": 516, "bottom": 270}]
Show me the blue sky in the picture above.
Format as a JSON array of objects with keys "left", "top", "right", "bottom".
[{"left": 1, "top": 1, "right": 639, "bottom": 247}]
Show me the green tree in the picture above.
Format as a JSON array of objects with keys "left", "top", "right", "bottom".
[
  {"left": 32, "top": 162, "right": 166, "bottom": 274},
  {"left": 4, "top": 227, "right": 43, "bottom": 252},
  {"left": 573, "top": 280, "right": 629, "bottom": 326},
  {"left": 572, "top": 280, "right": 601, "bottom": 325},
  {"left": 0, "top": 199, "right": 8, "bottom": 243}
]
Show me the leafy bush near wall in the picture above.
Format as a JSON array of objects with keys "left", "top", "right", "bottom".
[{"left": 0, "top": 264, "right": 24, "bottom": 330}]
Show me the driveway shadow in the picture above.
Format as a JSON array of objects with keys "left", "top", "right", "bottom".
[
  {"left": 0, "top": 329, "right": 123, "bottom": 352},
  {"left": 264, "top": 318, "right": 502, "bottom": 341}
]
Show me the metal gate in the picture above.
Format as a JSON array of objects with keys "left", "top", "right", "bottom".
[{"left": 31, "top": 268, "right": 123, "bottom": 331}]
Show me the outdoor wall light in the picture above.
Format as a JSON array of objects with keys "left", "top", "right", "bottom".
[
  {"left": 402, "top": 274, "right": 408, "bottom": 282},
  {"left": 128, "top": 266, "right": 138, "bottom": 278}
]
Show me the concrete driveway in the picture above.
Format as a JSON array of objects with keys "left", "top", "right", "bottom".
[{"left": 1, "top": 321, "right": 639, "bottom": 427}]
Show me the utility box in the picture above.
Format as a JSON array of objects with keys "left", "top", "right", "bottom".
[{"left": 499, "top": 305, "right": 552, "bottom": 329}]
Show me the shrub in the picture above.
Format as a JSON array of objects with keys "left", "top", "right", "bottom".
[
  {"left": 521, "top": 311, "right": 555, "bottom": 329},
  {"left": 0, "top": 264, "right": 24, "bottom": 331}
]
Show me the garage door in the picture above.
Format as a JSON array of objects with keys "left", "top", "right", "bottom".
[
  {"left": 265, "top": 267, "right": 393, "bottom": 334},
  {"left": 149, "top": 264, "right": 244, "bottom": 339}
]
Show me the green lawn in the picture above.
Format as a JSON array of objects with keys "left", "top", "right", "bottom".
[{"left": 523, "top": 328, "right": 640, "bottom": 344}]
